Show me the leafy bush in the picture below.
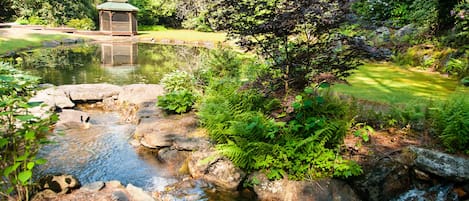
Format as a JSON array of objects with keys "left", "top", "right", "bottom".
[
  {"left": 157, "top": 89, "right": 197, "bottom": 114},
  {"left": 66, "top": 18, "right": 95, "bottom": 30},
  {"left": 199, "top": 82, "right": 362, "bottom": 180},
  {"left": 444, "top": 57, "right": 469, "bottom": 79},
  {"left": 160, "top": 70, "right": 194, "bottom": 92},
  {"left": 431, "top": 94, "right": 469, "bottom": 153},
  {"left": 0, "top": 62, "right": 56, "bottom": 200}
]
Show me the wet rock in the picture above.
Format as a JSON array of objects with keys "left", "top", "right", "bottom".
[
  {"left": 250, "top": 172, "right": 360, "bottom": 201},
  {"left": 391, "top": 184, "right": 458, "bottom": 201},
  {"left": 112, "top": 190, "right": 129, "bottom": 201},
  {"left": 154, "top": 178, "right": 208, "bottom": 201},
  {"left": 140, "top": 132, "right": 174, "bottom": 148},
  {"left": 55, "top": 109, "right": 91, "bottom": 130},
  {"left": 157, "top": 147, "right": 189, "bottom": 166},
  {"left": 118, "top": 84, "right": 164, "bottom": 105},
  {"left": 36, "top": 174, "right": 81, "bottom": 198},
  {"left": 59, "top": 84, "right": 122, "bottom": 102},
  {"left": 409, "top": 146, "right": 469, "bottom": 182},
  {"left": 82, "top": 181, "right": 105, "bottom": 191},
  {"left": 126, "top": 184, "right": 155, "bottom": 201},
  {"left": 350, "top": 158, "right": 411, "bottom": 201}
]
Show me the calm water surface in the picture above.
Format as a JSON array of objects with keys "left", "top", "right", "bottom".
[{"left": 13, "top": 43, "right": 205, "bottom": 85}]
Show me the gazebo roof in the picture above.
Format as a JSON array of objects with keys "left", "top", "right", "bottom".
[{"left": 97, "top": 1, "right": 139, "bottom": 12}]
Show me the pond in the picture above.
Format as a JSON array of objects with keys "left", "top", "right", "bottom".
[{"left": 9, "top": 42, "right": 205, "bottom": 85}]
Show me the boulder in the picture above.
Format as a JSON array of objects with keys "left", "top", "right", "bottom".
[
  {"left": 126, "top": 184, "right": 155, "bottom": 201},
  {"left": 395, "top": 24, "right": 417, "bottom": 38},
  {"left": 249, "top": 172, "right": 361, "bottom": 201},
  {"left": 30, "top": 87, "right": 75, "bottom": 109},
  {"left": 374, "top": 26, "right": 391, "bottom": 43},
  {"left": 188, "top": 150, "right": 245, "bottom": 190},
  {"left": 59, "top": 84, "right": 122, "bottom": 102},
  {"left": 409, "top": 146, "right": 469, "bottom": 182},
  {"left": 119, "top": 84, "right": 164, "bottom": 105},
  {"left": 349, "top": 158, "right": 411, "bottom": 201},
  {"left": 188, "top": 150, "right": 222, "bottom": 179},
  {"left": 203, "top": 158, "right": 246, "bottom": 190}
]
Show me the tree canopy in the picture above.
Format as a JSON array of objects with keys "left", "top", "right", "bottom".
[{"left": 208, "top": 0, "right": 362, "bottom": 92}]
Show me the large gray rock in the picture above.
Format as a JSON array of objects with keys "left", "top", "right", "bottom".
[
  {"left": 395, "top": 24, "right": 417, "bottom": 38},
  {"left": 119, "top": 84, "right": 164, "bottom": 105},
  {"left": 409, "top": 146, "right": 469, "bottom": 182},
  {"left": 250, "top": 172, "right": 361, "bottom": 201},
  {"left": 350, "top": 158, "right": 411, "bottom": 201},
  {"left": 59, "top": 84, "right": 122, "bottom": 102}
]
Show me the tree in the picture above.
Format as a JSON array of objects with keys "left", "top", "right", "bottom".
[
  {"left": 208, "top": 0, "right": 361, "bottom": 93},
  {"left": 0, "top": 0, "right": 16, "bottom": 22},
  {"left": 10, "top": 0, "right": 97, "bottom": 26},
  {"left": 129, "top": 0, "right": 178, "bottom": 26}
]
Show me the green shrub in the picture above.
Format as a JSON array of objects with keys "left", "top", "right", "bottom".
[
  {"left": 66, "top": 18, "right": 95, "bottom": 30},
  {"left": 15, "top": 17, "right": 29, "bottom": 25},
  {"left": 444, "top": 57, "right": 469, "bottom": 79},
  {"left": 199, "top": 83, "right": 362, "bottom": 180},
  {"left": 160, "top": 70, "right": 194, "bottom": 92},
  {"left": 0, "top": 62, "right": 57, "bottom": 200},
  {"left": 431, "top": 94, "right": 469, "bottom": 153},
  {"left": 157, "top": 89, "right": 197, "bottom": 114},
  {"left": 28, "top": 16, "right": 47, "bottom": 25}
]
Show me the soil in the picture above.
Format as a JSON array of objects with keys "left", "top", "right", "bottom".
[{"left": 342, "top": 127, "right": 462, "bottom": 168}]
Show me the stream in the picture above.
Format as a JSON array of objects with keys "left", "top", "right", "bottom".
[{"left": 35, "top": 109, "right": 180, "bottom": 192}]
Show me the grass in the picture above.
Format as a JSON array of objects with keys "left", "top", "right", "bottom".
[
  {"left": 138, "top": 29, "right": 227, "bottom": 43},
  {"left": 333, "top": 62, "right": 469, "bottom": 104},
  {"left": 0, "top": 33, "right": 70, "bottom": 55}
]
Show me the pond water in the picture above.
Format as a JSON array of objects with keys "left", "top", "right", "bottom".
[{"left": 9, "top": 42, "right": 205, "bottom": 85}]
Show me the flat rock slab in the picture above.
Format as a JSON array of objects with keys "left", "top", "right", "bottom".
[
  {"left": 59, "top": 84, "right": 122, "bottom": 102},
  {"left": 409, "top": 146, "right": 469, "bottom": 182},
  {"left": 119, "top": 84, "right": 164, "bottom": 105}
]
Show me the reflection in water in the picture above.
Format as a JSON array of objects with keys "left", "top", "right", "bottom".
[{"left": 12, "top": 43, "right": 205, "bottom": 85}]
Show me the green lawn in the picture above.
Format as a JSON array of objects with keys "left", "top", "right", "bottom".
[
  {"left": 0, "top": 33, "right": 70, "bottom": 55},
  {"left": 333, "top": 62, "right": 469, "bottom": 104},
  {"left": 138, "top": 30, "right": 227, "bottom": 43}
]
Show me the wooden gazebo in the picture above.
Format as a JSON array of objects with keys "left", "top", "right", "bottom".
[{"left": 97, "top": 0, "right": 139, "bottom": 36}]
